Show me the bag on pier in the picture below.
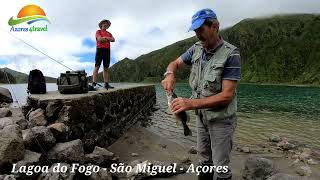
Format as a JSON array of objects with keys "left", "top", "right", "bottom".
[
  {"left": 57, "top": 70, "right": 88, "bottom": 94},
  {"left": 27, "top": 69, "right": 47, "bottom": 94}
]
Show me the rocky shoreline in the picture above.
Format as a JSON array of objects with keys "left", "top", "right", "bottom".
[{"left": 1, "top": 87, "right": 320, "bottom": 179}]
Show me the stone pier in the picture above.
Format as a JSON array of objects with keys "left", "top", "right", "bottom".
[{"left": 21, "top": 84, "right": 156, "bottom": 153}]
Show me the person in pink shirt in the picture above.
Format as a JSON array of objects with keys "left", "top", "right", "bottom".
[{"left": 92, "top": 19, "right": 115, "bottom": 89}]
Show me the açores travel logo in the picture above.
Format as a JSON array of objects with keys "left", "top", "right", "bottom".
[{"left": 8, "top": 4, "right": 50, "bottom": 32}]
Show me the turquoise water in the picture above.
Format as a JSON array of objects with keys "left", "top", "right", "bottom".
[
  {"left": 1, "top": 83, "right": 320, "bottom": 148},
  {"left": 150, "top": 83, "right": 320, "bottom": 148}
]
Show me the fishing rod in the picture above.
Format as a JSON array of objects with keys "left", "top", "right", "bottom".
[{"left": 0, "top": 27, "right": 74, "bottom": 71}]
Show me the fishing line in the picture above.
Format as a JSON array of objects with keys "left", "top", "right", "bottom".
[{"left": 0, "top": 27, "right": 74, "bottom": 71}]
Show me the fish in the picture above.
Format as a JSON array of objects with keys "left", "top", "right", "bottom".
[{"left": 166, "top": 91, "right": 192, "bottom": 136}]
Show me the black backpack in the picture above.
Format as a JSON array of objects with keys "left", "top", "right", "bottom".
[{"left": 27, "top": 69, "right": 46, "bottom": 94}]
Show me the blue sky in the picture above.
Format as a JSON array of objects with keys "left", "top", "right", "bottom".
[{"left": 0, "top": 0, "right": 319, "bottom": 77}]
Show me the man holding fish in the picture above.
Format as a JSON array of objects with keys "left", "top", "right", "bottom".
[{"left": 162, "top": 8, "right": 241, "bottom": 180}]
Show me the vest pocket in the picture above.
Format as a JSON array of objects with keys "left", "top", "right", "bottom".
[{"left": 201, "top": 74, "right": 222, "bottom": 97}]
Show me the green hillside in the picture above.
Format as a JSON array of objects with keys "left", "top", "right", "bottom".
[
  {"left": 0, "top": 69, "right": 16, "bottom": 84},
  {"left": 0, "top": 68, "right": 56, "bottom": 84},
  {"left": 100, "top": 14, "right": 320, "bottom": 85}
]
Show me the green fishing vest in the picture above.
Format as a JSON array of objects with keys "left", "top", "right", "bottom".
[{"left": 189, "top": 41, "right": 238, "bottom": 121}]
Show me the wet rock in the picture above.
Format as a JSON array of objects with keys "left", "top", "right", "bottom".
[
  {"left": 38, "top": 163, "right": 74, "bottom": 180},
  {"left": 48, "top": 123, "right": 69, "bottom": 142},
  {"left": 28, "top": 108, "right": 47, "bottom": 126},
  {"left": 0, "top": 108, "right": 12, "bottom": 118},
  {"left": 242, "top": 147, "right": 251, "bottom": 153},
  {"left": 0, "top": 87, "right": 13, "bottom": 103},
  {"left": 0, "top": 174, "right": 16, "bottom": 180},
  {"left": 307, "top": 159, "right": 318, "bottom": 165},
  {"left": 243, "top": 156, "right": 275, "bottom": 180},
  {"left": 291, "top": 154, "right": 299, "bottom": 159},
  {"left": 299, "top": 148, "right": 312, "bottom": 161},
  {"left": 281, "top": 143, "right": 295, "bottom": 151},
  {"left": 85, "top": 146, "right": 115, "bottom": 166},
  {"left": 299, "top": 153, "right": 310, "bottom": 161},
  {"left": 269, "top": 135, "right": 281, "bottom": 142},
  {"left": 48, "top": 139, "right": 85, "bottom": 163},
  {"left": 12, "top": 116, "right": 28, "bottom": 130},
  {"left": 131, "top": 153, "right": 139, "bottom": 157},
  {"left": 88, "top": 167, "right": 112, "bottom": 180},
  {"left": 267, "top": 173, "right": 299, "bottom": 180},
  {"left": 22, "top": 126, "right": 56, "bottom": 152},
  {"left": 0, "top": 125, "right": 25, "bottom": 172},
  {"left": 277, "top": 140, "right": 295, "bottom": 151},
  {"left": 159, "top": 144, "right": 167, "bottom": 149},
  {"left": 290, "top": 159, "right": 300, "bottom": 166},
  {"left": 188, "top": 146, "right": 197, "bottom": 154},
  {"left": 0, "top": 117, "right": 14, "bottom": 130},
  {"left": 295, "top": 166, "right": 312, "bottom": 176},
  {"left": 302, "top": 148, "right": 312, "bottom": 155}
]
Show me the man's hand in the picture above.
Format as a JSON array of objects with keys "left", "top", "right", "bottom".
[
  {"left": 161, "top": 74, "right": 176, "bottom": 92},
  {"left": 171, "top": 98, "right": 194, "bottom": 113}
]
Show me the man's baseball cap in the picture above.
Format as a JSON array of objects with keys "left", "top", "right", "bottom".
[{"left": 188, "top": 8, "right": 217, "bottom": 31}]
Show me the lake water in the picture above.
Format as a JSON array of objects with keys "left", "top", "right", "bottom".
[{"left": 1, "top": 83, "right": 320, "bottom": 148}]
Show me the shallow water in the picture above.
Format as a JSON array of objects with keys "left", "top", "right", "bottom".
[{"left": 1, "top": 83, "right": 320, "bottom": 148}]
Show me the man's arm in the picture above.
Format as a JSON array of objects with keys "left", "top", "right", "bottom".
[
  {"left": 161, "top": 57, "right": 185, "bottom": 91},
  {"left": 162, "top": 45, "right": 194, "bottom": 91},
  {"left": 171, "top": 80, "right": 238, "bottom": 113},
  {"left": 105, "top": 33, "right": 115, "bottom": 42}
]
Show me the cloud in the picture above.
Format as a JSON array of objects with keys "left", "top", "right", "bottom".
[{"left": 0, "top": 0, "right": 319, "bottom": 78}]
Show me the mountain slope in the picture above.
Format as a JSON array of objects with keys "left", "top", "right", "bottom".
[
  {"left": 0, "top": 69, "right": 16, "bottom": 84},
  {"left": 104, "top": 14, "right": 320, "bottom": 85}
]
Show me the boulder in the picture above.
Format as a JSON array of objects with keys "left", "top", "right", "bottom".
[
  {"left": 12, "top": 116, "right": 28, "bottom": 130},
  {"left": 307, "top": 159, "right": 318, "bottom": 165},
  {"left": 0, "top": 117, "right": 15, "bottom": 130},
  {"left": 0, "top": 87, "right": 13, "bottom": 103},
  {"left": 85, "top": 146, "right": 115, "bottom": 166},
  {"left": 28, "top": 108, "right": 47, "bottom": 126},
  {"left": 48, "top": 123, "right": 69, "bottom": 142},
  {"left": 242, "top": 156, "right": 275, "bottom": 180},
  {"left": 131, "top": 153, "right": 139, "bottom": 157},
  {"left": 48, "top": 139, "right": 84, "bottom": 163},
  {"left": 188, "top": 146, "right": 197, "bottom": 154},
  {"left": 269, "top": 135, "right": 281, "bottom": 142},
  {"left": 242, "top": 147, "right": 251, "bottom": 153},
  {"left": 22, "top": 126, "right": 56, "bottom": 152},
  {"left": 0, "top": 108, "right": 12, "bottom": 118},
  {"left": 38, "top": 163, "right": 74, "bottom": 180},
  {"left": 0, "top": 125, "right": 25, "bottom": 171}
]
